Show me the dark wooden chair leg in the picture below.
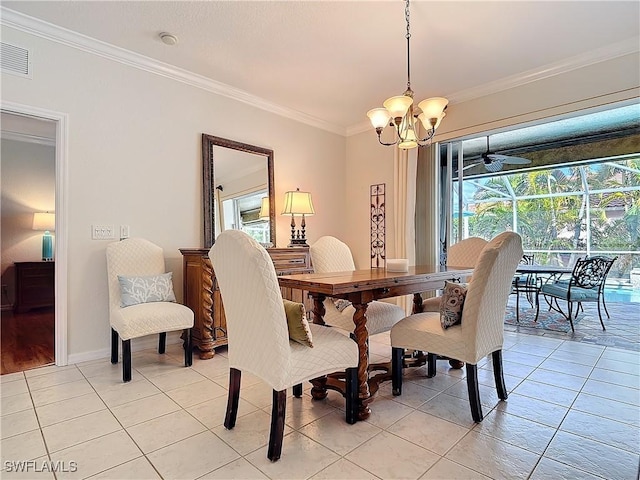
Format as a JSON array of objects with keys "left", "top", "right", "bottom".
[
  {"left": 465, "top": 363, "right": 483, "bottom": 422},
  {"left": 225, "top": 368, "right": 241, "bottom": 430},
  {"left": 111, "top": 328, "right": 118, "bottom": 364},
  {"left": 184, "top": 329, "right": 193, "bottom": 366},
  {"left": 158, "top": 332, "right": 166, "bottom": 354},
  {"left": 391, "top": 347, "right": 403, "bottom": 396},
  {"left": 122, "top": 339, "right": 132, "bottom": 382},
  {"left": 515, "top": 289, "right": 520, "bottom": 322},
  {"left": 427, "top": 353, "right": 437, "bottom": 378},
  {"left": 293, "top": 384, "right": 303, "bottom": 397},
  {"left": 492, "top": 350, "right": 508, "bottom": 400},
  {"left": 268, "top": 390, "right": 287, "bottom": 462},
  {"left": 345, "top": 367, "right": 358, "bottom": 424}
]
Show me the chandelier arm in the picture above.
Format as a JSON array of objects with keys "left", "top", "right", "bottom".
[{"left": 377, "top": 133, "right": 400, "bottom": 147}]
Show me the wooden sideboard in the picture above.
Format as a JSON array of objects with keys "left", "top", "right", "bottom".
[
  {"left": 179, "top": 247, "right": 313, "bottom": 359},
  {"left": 14, "top": 261, "right": 55, "bottom": 313}
]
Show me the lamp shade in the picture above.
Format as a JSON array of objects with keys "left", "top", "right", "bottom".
[
  {"left": 258, "top": 197, "right": 270, "bottom": 219},
  {"left": 33, "top": 212, "right": 55, "bottom": 231},
  {"left": 383, "top": 95, "right": 413, "bottom": 120},
  {"left": 281, "top": 189, "right": 315, "bottom": 216},
  {"left": 367, "top": 108, "right": 391, "bottom": 129},
  {"left": 417, "top": 97, "right": 448, "bottom": 121}
]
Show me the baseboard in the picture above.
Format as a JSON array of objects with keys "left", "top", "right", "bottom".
[{"left": 65, "top": 331, "right": 183, "bottom": 366}]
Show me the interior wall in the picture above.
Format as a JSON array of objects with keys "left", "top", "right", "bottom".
[
  {"left": 1, "top": 26, "right": 347, "bottom": 362},
  {"left": 1, "top": 138, "right": 56, "bottom": 306},
  {"left": 346, "top": 53, "right": 640, "bottom": 266}
]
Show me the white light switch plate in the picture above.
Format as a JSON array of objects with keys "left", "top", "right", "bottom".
[{"left": 92, "top": 225, "right": 115, "bottom": 240}]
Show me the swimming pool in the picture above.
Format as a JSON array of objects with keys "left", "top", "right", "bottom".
[{"left": 604, "top": 285, "right": 640, "bottom": 303}]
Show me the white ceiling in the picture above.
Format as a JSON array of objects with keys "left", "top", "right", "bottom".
[{"left": 2, "top": 1, "right": 639, "bottom": 134}]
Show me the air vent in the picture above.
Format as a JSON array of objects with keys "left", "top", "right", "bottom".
[{"left": 1, "top": 42, "right": 31, "bottom": 78}]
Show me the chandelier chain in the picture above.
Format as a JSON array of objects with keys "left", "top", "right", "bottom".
[{"left": 405, "top": 0, "right": 412, "bottom": 92}]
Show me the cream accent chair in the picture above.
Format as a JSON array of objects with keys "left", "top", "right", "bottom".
[
  {"left": 421, "top": 237, "right": 488, "bottom": 312},
  {"left": 106, "top": 238, "right": 194, "bottom": 383},
  {"left": 209, "top": 230, "right": 359, "bottom": 462},
  {"left": 391, "top": 232, "right": 522, "bottom": 422},
  {"left": 309, "top": 236, "right": 406, "bottom": 335}
]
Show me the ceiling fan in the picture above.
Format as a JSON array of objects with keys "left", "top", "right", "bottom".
[{"left": 470, "top": 136, "right": 532, "bottom": 172}]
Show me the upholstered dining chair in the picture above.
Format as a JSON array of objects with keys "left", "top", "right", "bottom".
[
  {"left": 106, "top": 238, "right": 193, "bottom": 382},
  {"left": 421, "top": 236, "right": 488, "bottom": 312},
  {"left": 309, "top": 236, "right": 406, "bottom": 335},
  {"left": 540, "top": 255, "right": 617, "bottom": 332},
  {"left": 390, "top": 231, "right": 523, "bottom": 422},
  {"left": 210, "top": 230, "right": 359, "bottom": 462}
]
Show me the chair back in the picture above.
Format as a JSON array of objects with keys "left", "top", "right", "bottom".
[
  {"left": 310, "top": 236, "right": 356, "bottom": 273},
  {"left": 570, "top": 256, "right": 616, "bottom": 292},
  {"left": 448, "top": 237, "right": 488, "bottom": 268},
  {"left": 460, "top": 232, "right": 523, "bottom": 363},
  {"left": 106, "top": 238, "right": 166, "bottom": 314},
  {"left": 209, "top": 230, "right": 291, "bottom": 387}
]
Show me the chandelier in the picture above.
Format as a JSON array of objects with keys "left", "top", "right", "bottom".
[{"left": 367, "top": 0, "right": 448, "bottom": 150}]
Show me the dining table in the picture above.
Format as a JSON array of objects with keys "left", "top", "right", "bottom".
[{"left": 277, "top": 264, "right": 474, "bottom": 421}]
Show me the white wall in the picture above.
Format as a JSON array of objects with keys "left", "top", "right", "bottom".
[
  {"left": 1, "top": 138, "right": 56, "bottom": 304},
  {"left": 1, "top": 26, "right": 347, "bottom": 361},
  {"left": 346, "top": 53, "right": 640, "bottom": 267}
]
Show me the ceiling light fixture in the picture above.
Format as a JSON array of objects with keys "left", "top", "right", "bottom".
[
  {"left": 367, "top": 0, "right": 448, "bottom": 150},
  {"left": 159, "top": 32, "right": 178, "bottom": 46}
]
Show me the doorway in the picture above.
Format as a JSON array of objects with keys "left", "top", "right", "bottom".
[{"left": 1, "top": 104, "right": 68, "bottom": 374}]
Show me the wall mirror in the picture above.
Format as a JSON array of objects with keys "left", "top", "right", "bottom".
[{"left": 202, "top": 134, "right": 275, "bottom": 248}]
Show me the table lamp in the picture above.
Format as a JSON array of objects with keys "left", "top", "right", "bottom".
[
  {"left": 281, "top": 188, "right": 314, "bottom": 247},
  {"left": 33, "top": 212, "right": 55, "bottom": 261},
  {"left": 258, "top": 197, "right": 270, "bottom": 220}
]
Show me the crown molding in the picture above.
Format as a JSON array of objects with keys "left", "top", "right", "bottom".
[
  {"left": 1, "top": 130, "right": 55, "bottom": 146},
  {"left": 347, "top": 36, "right": 640, "bottom": 137},
  {"left": 3, "top": 8, "right": 637, "bottom": 139},
  {"left": 0, "top": 7, "right": 346, "bottom": 136}
]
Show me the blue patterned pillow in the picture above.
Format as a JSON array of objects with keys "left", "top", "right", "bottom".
[
  {"left": 118, "top": 272, "right": 176, "bottom": 307},
  {"left": 439, "top": 281, "right": 468, "bottom": 329}
]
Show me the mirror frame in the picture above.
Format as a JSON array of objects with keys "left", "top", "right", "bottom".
[{"left": 202, "top": 134, "right": 275, "bottom": 248}]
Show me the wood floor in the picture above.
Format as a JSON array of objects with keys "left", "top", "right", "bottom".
[{"left": 1, "top": 307, "right": 54, "bottom": 375}]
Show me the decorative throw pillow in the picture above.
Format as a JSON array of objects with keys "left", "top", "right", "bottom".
[
  {"left": 118, "top": 272, "right": 177, "bottom": 307},
  {"left": 439, "top": 281, "right": 468, "bottom": 329},
  {"left": 283, "top": 299, "right": 313, "bottom": 347},
  {"left": 333, "top": 298, "right": 352, "bottom": 312}
]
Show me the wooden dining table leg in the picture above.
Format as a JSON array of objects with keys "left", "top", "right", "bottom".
[
  {"left": 351, "top": 301, "right": 372, "bottom": 420},
  {"left": 309, "top": 294, "right": 329, "bottom": 400}
]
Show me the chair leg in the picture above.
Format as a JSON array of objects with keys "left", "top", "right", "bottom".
[
  {"left": 391, "top": 347, "right": 403, "bottom": 396},
  {"left": 111, "top": 328, "right": 119, "bottom": 364},
  {"left": 158, "top": 332, "right": 166, "bottom": 354},
  {"left": 602, "top": 293, "right": 611, "bottom": 318},
  {"left": 268, "top": 390, "right": 287, "bottom": 462},
  {"left": 492, "top": 350, "right": 508, "bottom": 401},
  {"left": 224, "top": 368, "right": 241, "bottom": 430},
  {"left": 567, "top": 301, "right": 575, "bottom": 332},
  {"left": 122, "top": 339, "right": 132, "bottom": 382},
  {"left": 184, "top": 329, "right": 193, "bottom": 367},
  {"left": 465, "top": 363, "right": 483, "bottom": 422},
  {"left": 427, "top": 353, "right": 437, "bottom": 378},
  {"left": 596, "top": 299, "right": 606, "bottom": 331},
  {"left": 345, "top": 367, "right": 358, "bottom": 424},
  {"left": 515, "top": 290, "right": 520, "bottom": 323},
  {"left": 293, "top": 384, "right": 303, "bottom": 397}
]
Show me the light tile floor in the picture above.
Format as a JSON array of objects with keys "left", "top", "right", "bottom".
[{"left": 1, "top": 310, "right": 639, "bottom": 479}]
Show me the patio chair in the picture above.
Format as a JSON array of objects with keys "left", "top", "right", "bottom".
[
  {"left": 511, "top": 253, "right": 541, "bottom": 322},
  {"left": 540, "top": 255, "right": 617, "bottom": 332}
]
